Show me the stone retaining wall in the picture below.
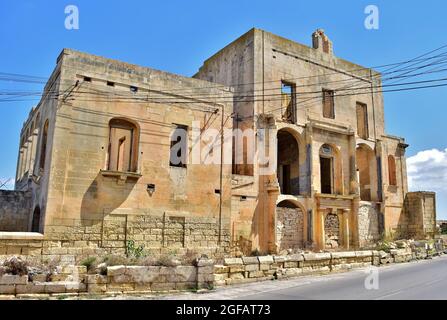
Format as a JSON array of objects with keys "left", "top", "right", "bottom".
[
  {"left": 0, "top": 258, "right": 214, "bottom": 298},
  {"left": 214, "top": 242, "right": 445, "bottom": 286}
]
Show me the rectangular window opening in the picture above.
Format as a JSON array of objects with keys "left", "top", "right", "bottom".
[
  {"left": 281, "top": 81, "right": 297, "bottom": 124},
  {"left": 322, "top": 89, "right": 335, "bottom": 119},
  {"left": 356, "top": 102, "right": 369, "bottom": 139},
  {"left": 107, "top": 81, "right": 115, "bottom": 87},
  {"left": 130, "top": 86, "right": 138, "bottom": 93},
  {"left": 83, "top": 76, "right": 92, "bottom": 82},
  {"left": 170, "top": 124, "right": 188, "bottom": 168}
]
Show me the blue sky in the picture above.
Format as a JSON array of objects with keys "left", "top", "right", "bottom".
[{"left": 0, "top": 0, "right": 446, "bottom": 218}]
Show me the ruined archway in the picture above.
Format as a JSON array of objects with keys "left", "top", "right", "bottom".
[
  {"left": 324, "top": 213, "right": 340, "bottom": 249},
  {"left": 276, "top": 200, "right": 304, "bottom": 251},
  {"left": 277, "top": 129, "right": 300, "bottom": 195},
  {"left": 356, "top": 144, "right": 378, "bottom": 201}
]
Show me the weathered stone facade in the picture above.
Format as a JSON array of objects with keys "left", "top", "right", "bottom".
[
  {"left": 0, "top": 191, "right": 31, "bottom": 232},
  {"left": 396, "top": 192, "right": 437, "bottom": 239},
  {"left": 0, "top": 28, "right": 437, "bottom": 260},
  {"left": 358, "top": 202, "right": 381, "bottom": 247},
  {"left": 276, "top": 206, "right": 304, "bottom": 251}
]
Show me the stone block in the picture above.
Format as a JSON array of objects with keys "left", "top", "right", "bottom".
[
  {"left": 197, "top": 265, "right": 214, "bottom": 275},
  {"left": 196, "top": 258, "right": 214, "bottom": 267},
  {"left": 175, "top": 282, "right": 197, "bottom": 291},
  {"left": 273, "top": 256, "right": 286, "bottom": 263},
  {"left": 229, "top": 266, "right": 245, "bottom": 273},
  {"left": 45, "top": 283, "right": 66, "bottom": 294},
  {"left": 244, "top": 264, "right": 259, "bottom": 272},
  {"left": 303, "top": 253, "right": 331, "bottom": 261},
  {"left": 286, "top": 254, "right": 304, "bottom": 262},
  {"left": 175, "top": 266, "right": 197, "bottom": 282},
  {"left": 355, "top": 251, "right": 373, "bottom": 257},
  {"left": 224, "top": 258, "right": 243, "bottom": 266},
  {"left": 87, "top": 274, "right": 108, "bottom": 284},
  {"left": 214, "top": 265, "right": 229, "bottom": 274},
  {"left": 331, "top": 251, "right": 356, "bottom": 259},
  {"left": 150, "top": 282, "right": 175, "bottom": 292},
  {"left": 0, "top": 285, "right": 15, "bottom": 294},
  {"left": 0, "top": 275, "right": 28, "bottom": 285},
  {"left": 259, "top": 264, "right": 271, "bottom": 271},
  {"left": 257, "top": 256, "right": 274, "bottom": 264},
  {"left": 15, "top": 283, "right": 46, "bottom": 294},
  {"left": 248, "top": 271, "right": 264, "bottom": 278},
  {"left": 229, "top": 272, "right": 244, "bottom": 280},
  {"left": 107, "top": 265, "right": 126, "bottom": 276},
  {"left": 242, "top": 256, "right": 259, "bottom": 264},
  {"left": 106, "top": 282, "right": 135, "bottom": 293},
  {"left": 284, "top": 261, "right": 298, "bottom": 268}
]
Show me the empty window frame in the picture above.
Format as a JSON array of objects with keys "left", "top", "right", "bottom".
[
  {"left": 388, "top": 155, "right": 397, "bottom": 186},
  {"left": 281, "top": 81, "right": 297, "bottom": 124},
  {"left": 170, "top": 124, "right": 188, "bottom": 168},
  {"left": 356, "top": 102, "right": 369, "bottom": 139},
  {"left": 39, "top": 120, "right": 49, "bottom": 171},
  {"left": 322, "top": 89, "right": 335, "bottom": 119},
  {"left": 107, "top": 118, "right": 139, "bottom": 172}
]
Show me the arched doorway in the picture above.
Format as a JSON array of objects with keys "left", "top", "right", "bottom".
[
  {"left": 276, "top": 200, "right": 304, "bottom": 251},
  {"left": 324, "top": 213, "right": 340, "bottom": 249},
  {"left": 277, "top": 130, "right": 300, "bottom": 195},
  {"left": 31, "top": 206, "right": 41, "bottom": 233},
  {"left": 356, "top": 144, "right": 378, "bottom": 201}
]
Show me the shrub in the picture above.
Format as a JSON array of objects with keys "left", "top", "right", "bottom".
[
  {"left": 126, "top": 240, "right": 145, "bottom": 259},
  {"left": 80, "top": 257, "right": 97, "bottom": 272},
  {"left": 3, "top": 256, "right": 28, "bottom": 276}
]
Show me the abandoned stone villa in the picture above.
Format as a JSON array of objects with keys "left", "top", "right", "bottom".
[{"left": 0, "top": 28, "right": 437, "bottom": 261}]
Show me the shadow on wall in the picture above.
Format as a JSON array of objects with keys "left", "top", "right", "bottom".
[{"left": 80, "top": 173, "right": 137, "bottom": 227}]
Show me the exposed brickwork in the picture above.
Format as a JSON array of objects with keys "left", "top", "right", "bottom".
[
  {"left": 276, "top": 207, "right": 304, "bottom": 251},
  {"left": 358, "top": 202, "right": 380, "bottom": 247}
]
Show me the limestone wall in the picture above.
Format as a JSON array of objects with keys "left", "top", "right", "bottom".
[
  {"left": 358, "top": 202, "right": 380, "bottom": 247},
  {"left": 0, "top": 191, "right": 31, "bottom": 232},
  {"left": 397, "top": 192, "right": 437, "bottom": 239},
  {"left": 276, "top": 206, "right": 304, "bottom": 251}
]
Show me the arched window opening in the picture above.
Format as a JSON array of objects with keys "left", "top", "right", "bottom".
[
  {"left": 39, "top": 120, "right": 49, "bottom": 171},
  {"left": 277, "top": 130, "right": 300, "bottom": 195},
  {"left": 388, "top": 155, "right": 397, "bottom": 186},
  {"left": 107, "top": 118, "right": 139, "bottom": 172},
  {"left": 31, "top": 206, "right": 41, "bottom": 233}
]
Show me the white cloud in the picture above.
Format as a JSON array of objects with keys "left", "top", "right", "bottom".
[{"left": 407, "top": 148, "right": 447, "bottom": 192}]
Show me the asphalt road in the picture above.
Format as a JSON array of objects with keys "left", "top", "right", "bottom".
[{"left": 161, "top": 254, "right": 447, "bottom": 300}]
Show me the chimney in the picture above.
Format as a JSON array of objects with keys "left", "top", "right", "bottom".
[{"left": 312, "top": 29, "right": 333, "bottom": 55}]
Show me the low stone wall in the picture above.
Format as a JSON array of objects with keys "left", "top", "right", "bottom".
[
  {"left": 215, "top": 252, "right": 376, "bottom": 286},
  {"left": 215, "top": 242, "right": 446, "bottom": 286},
  {"left": 0, "top": 259, "right": 214, "bottom": 298},
  {"left": 0, "top": 191, "right": 31, "bottom": 232}
]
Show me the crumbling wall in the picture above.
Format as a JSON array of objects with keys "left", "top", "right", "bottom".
[
  {"left": 358, "top": 202, "right": 380, "bottom": 247},
  {"left": 276, "top": 207, "right": 304, "bottom": 251},
  {"left": 0, "top": 190, "right": 31, "bottom": 232},
  {"left": 397, "top": 192, "right": 436, "bottom": 239}
]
